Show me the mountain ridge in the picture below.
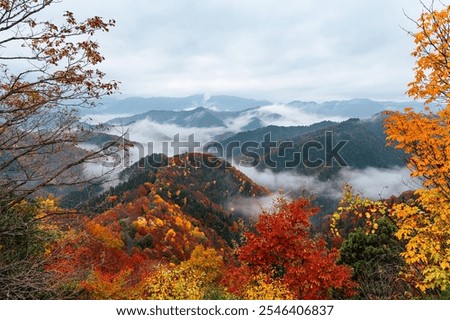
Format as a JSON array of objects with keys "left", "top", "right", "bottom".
[
  {"left": 87, "top": 94, "right": 272, "bottom": 115},
  {"left": 97, "top": 97, "right": 425, "bottom": 133}
]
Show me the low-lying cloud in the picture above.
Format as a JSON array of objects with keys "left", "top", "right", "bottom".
[
  {"left": 224, "top": 104, "right": 345, "bottom": 131},
  {"left": 238, "top": 166, "right": 340, "bottom": 198},
  {"left": 338, "top": 166, "right": 419, "bottom": 199},
  {"left": 226, "top": 194, "right": 285, "bottom": 218},
  {"left": 226, "top": 165, "right": 419, "bottom": 217},
  {"left": 83, "top": 103, "right": 347, "bottom": 146},
  {"left": 238, "top": 165, "right": 418, "bottom": 200},
  {"left": 80, "top": 104, "right": 348, "bottom": 172}
]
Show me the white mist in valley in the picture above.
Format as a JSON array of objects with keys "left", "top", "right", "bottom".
[
  {"left": 225, "top": 165, "right": 419, "bottom": 217},
  {"left": 238, "top": 165, "right": 418, "bottom": 201}
]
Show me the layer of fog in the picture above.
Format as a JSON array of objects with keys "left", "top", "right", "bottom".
[
  {"left": 83, "top": 103, "right": 347, "bottom": 139},
  {"left": 80, "top": 104, "right": 347, "bottom": 166},
  {"left": 232, "top": 166, "right": 419, "bottom": 216},
  {"left": 226, "top": 194, "right": 284, "bottom": 218},
  {"left": 339, "top": 166, "right": 420, "bottom": 199},
  {"left": 80, "top": 153, "right": 127, "bottom": 191},
  {"left": 224, "top": 103, "right": 346, "bottom": 131},
  {"left": 239, "top": 165, "right": 418, "bottom": 200},
  {"left": 78, "top": 116, "right": 230, "bottom": 191}
]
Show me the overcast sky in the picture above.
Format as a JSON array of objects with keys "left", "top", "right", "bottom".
[{"left": 52, "top": 0, "right": 428, "bottom": 102}]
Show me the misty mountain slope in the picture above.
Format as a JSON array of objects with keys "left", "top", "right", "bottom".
[
  {"left": 289, "top": 99, "right": 385, "bottom": 118},
  {"left": 218, "top": 121, "right": 337, "bottom": 157},
  {"left": 241, "top": 117, "right": 264, "bottom": 131},
  {"left": 289, "top": 98, "right": 426, "bottom": 118},
  {"left": 87, "top": 96, "right": 427, "bottom": 126},
  {"left": 62, "top": 153, "right": 269, "bottom": 245},
  {"left": 107, "top": 107, "right": 227, "bottom": 128},
  {"left": 231, "top": 115, "right": 409, "bottom": 224},
  {"left": 103, "top": 103, "right": 345, "bottom": 143},
  {"left": 259, "top": 115, "right": 406, "bottom": 180},
  {"left": 98, "top": 98, "right": 425, "bottom": 140},
  {"left": 0, "top": 127, "right": 134, "bottom": 200},
  {"left": 91, "top": 95, "right": 425, "bottom": 119}
]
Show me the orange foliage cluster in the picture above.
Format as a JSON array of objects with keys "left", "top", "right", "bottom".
[
  {"left": 223, "top": 199, "right": 356, "bottom": 299},
  {"left": 43, "top": 180, "right": 354, "bottom": 300},
  {"left": 46, "top": 182, "right": 235, "bottom": 298}
]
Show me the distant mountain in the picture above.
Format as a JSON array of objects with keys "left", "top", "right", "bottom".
[
  {"left": 219, "top": 121, "right": 337, "bottom": 157},
  {"left": 262, "top": 115, "right": 405, "bottom": 177},
  {"left": 218, "top": 113, "right": 406, "bottom": 172},
  {"left": 105, "top": 103, "right": 342, "bottom": 131},
  {"left": 100, "top": 98, "right": 424, "bottom": 133},
  {"left": 289, "top": 98, "right": 426, "bottom": 118},
  {"left": 241, "top": 117, "right": 264, "bottom": 131},
  {"left": 219, "top": 114, "right": 406, "bottom": 179},
  {"left": 85, "top": 94, "right": 272, "bottom": 115},
  {"left": 108, "top": 107, "right": 227, "bottom": 128}
]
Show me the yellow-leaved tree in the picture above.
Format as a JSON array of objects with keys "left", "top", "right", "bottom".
[
  {"left": 384, "top": 2, "right": 450, "bottom": 292},
  {"left": 143, "top": 245, "right": 228, "bottom": 299}
]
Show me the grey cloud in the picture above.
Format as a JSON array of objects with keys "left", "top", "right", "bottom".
[{"left": 46, "top": 0, "right": 427, "bottom": 102}]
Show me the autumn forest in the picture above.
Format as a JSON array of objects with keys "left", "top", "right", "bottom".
[{"left": 2, "top": 0, "right": 450, "bottom": 301}]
